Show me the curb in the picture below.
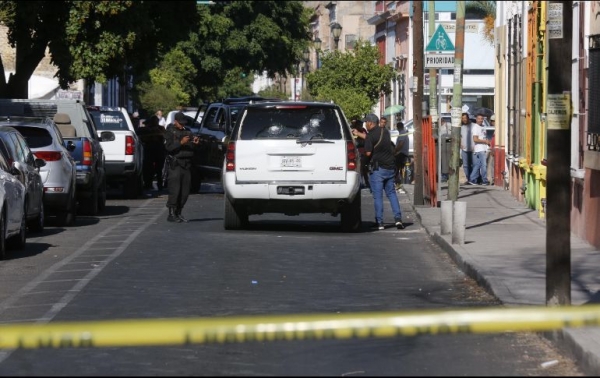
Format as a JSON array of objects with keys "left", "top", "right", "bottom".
[{"left": 406, "top": 191, "right": 600, "bottom": 376}]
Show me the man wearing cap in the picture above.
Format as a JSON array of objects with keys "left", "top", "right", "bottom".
[
  {"left": 362, "top": 113, "right": 405, "bottom": 230},
  {"left": 164, "top": 112, "right": 200, "bottom": 222}
]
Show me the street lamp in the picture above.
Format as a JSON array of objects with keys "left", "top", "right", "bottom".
[
  {"left": 331, "top": 22, "right": 342, "bottom": 50},
  {"left": 313, "top": 37, "right": 322, "bottom": 69}
]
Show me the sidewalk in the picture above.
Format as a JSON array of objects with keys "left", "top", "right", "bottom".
[{"left": 401, "top": 182, "right": 600, "bottom": 375}]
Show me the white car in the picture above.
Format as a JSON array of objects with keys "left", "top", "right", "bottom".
[
  {"left": 165, "top": 109, "right": 203, "bottom": 132},
  {"left": 389, "top": 119, "right": 414, "bottom": 156},
  {"left": 87, "top": 106, "right": 144, "bottom": 199},
  {"left": 222, "top": 101, "right": 362, "bottom": 232}
]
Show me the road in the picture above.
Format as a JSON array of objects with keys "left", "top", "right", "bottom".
[{"left": 0, "top": 180, "right": 583, "bottom": 375}]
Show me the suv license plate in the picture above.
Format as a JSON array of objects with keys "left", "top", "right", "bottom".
[{"left": 281, "top": 157, "right": 302, "bottom": 168}]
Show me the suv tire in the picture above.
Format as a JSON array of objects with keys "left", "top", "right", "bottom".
[
  {"left": 340, "top": 194, "right": 362, "bottom": 233},
  {"left": 224, "top": 195, "right": 247, "bottom": 230}
]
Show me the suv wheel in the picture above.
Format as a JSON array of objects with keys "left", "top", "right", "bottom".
[
  {"left": 124, "top": 173, "right": 141, "bottom": 199},
  {"left": 340, "top": 194, "right": 362, "bottom": 233},
  {"left": 224, "top": 195, "right": 247, "bottom": 230},
  {"left": 98, "top": 178, "right": 107, "bottom": 212},
  {"left": 8, "top": 204, "right": 27, "bottom": 250},
  {"left": 79, "top": 182, "right": 99, "bottom": 216},
  {"left": 28, "top": 201, "right": 44, "bottom": 233}
]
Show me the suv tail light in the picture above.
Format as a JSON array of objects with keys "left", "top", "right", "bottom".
[
  {"left": 225, "top": 142, "right": 236, "bottom": 171},
  {"left": 34, "top": 151, "right": 62, "bottom": 161},
  {"left": 125, "top": 135, "right": 135, "bottom": 155},
  {"left": 346, "top": 141, "right": 358, "bottom": 171},
  {"left": 83, "top": 140, "right": 93, "bottom": 166}
]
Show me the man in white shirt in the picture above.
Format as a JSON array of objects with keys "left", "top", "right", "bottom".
[
  {"left": 156, "top": 110, "right": 167, "bottom": 128},
  {"left": 468, "top": 113, "right": 491, "bottom": 185},
  {"left": 460, "top": 113, "right": 474, "bottom": 184}
]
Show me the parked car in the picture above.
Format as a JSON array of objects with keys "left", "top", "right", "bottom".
[
  {"left": 222, "top": 101, "right": 362, "bottom": 232},
  {"left": 0, "top": 146, "right": 27, "bottom": 257},
  {"left": 87, "top": 106, "right": 144, "bottom": 199},
  {"left": 0, "top": 125, "right": 46, "bottom": 233},
  {"left": 389, "top": 118, "right": 415, "bottom": 156},
  {"left": 2, "top": 116, "right": 77, "bottom": 226},
  {"left": 0, "top": 99, "right": 114, "bottom": 216},
  {"left": 165, "top": 108, "right": 203, "bottom": 131},
  {"left": 196, "top": 96, "right": 280, "bottom": 177}
]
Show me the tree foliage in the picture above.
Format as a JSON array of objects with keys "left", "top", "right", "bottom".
[
  {"left": 179, "top": 1, "right": 310, "bottom": 102},
  {"left": 466, "top": 1, "right": 496, "bottom": 45},
  {"left": 0, "top": 0, "right": 198, "bottom": 98},
  {"left": 306, "top": 41, "right": 395, "bottom": 120}
]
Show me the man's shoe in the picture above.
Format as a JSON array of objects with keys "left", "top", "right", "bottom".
[
  {"left": 167, "top": 208, "right": 182, "bottom": 223},
  {"left": 377, "top": 223, "right": 385, "bottom": 230},
  {"left": 175, "top": 209, "right": 189, "bottom": 223},
  {"left": 468, "top": 181, "right": 477, "bottom": 185},
  {"left": 462, "top": 181, "right": 470, "bottom": 185},
  {"left": 395, "top": 221, "right": 405, "bottom": 230}
]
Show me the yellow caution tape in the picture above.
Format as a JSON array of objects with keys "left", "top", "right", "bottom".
[{"left": 1, "top": 305, "right": 599, "bottom": 349}]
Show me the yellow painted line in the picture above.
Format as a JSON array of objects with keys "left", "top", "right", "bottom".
[{"left": 0, "top": 305, "right": 599, "bottom": 349}]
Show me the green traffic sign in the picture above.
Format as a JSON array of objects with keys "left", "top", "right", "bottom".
[{"left": 426, "top": 24, "right": 455, "bottom": 52}]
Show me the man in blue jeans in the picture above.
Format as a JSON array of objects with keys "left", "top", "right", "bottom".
[{"left": 362, "top": 113, "right": 405, "bottom": 230}]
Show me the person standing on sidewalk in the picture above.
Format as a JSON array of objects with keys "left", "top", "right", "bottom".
[
  {"left": 362, "top": 113, "right": 404, "bottom": 230},
  {"left": 164, "top": 112, "right": 200, "bottom": 222},
  {"left": 469, "top": 113, "right": 491, "bottom": 185},
  {"left": 460, "top": 113, "right": 475, "bottom": 184},
  {"left": 393, "top": 121, "right": 410, "bottom": 192}
]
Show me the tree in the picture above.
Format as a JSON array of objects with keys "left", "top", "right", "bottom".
[
  {"left": 0, "top": 0, "right": 198, "bottom": 98},
  {"left": 466, "top": 1, "right": 496, "bottom": 45},
  {"left": 136, "top": 47, "right": 197, "bottom": 113},
  {"left": 306, "top": 41, "right": 395, "bottom": 120},
  {"left": 178, "top": 1, "right": 311, "bottom": 102}
]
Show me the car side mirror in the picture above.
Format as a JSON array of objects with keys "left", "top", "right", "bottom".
[
  {"left": 100, "top": 131, "right": 115, "bottom": 142},
  {"left": 34, "top": 158, "right": 46, "bottom": 169}
]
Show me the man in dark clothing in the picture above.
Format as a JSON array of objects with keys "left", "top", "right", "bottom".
[
  {"left": 350, "top": 116, "right": 371, "bottom": 191},
  {"left": 363, "top": 113, "right": 404, "bottom": 230},
  {"left": 164, "top": 112, "right": 200, "bottom": 222},
  {"left": 137, "top": 115, "right": 166, "bottom": 190},
  {"left": 393, "top": 121, "right": 410, "bottom": 188}
]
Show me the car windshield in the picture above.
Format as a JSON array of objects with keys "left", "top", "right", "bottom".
[
  {"left": 239, "top": 107, "right": 343, "bottom": 140},
  {"left": 12, "top": 126, "right": 53, "bottom": 148},
  {"left": 89, "top": 110, "right": 129, "bottom": 131}
]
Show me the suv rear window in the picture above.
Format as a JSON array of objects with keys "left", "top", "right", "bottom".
[
  {"left": 239, "top": 106, "right": 343, "bottom": 140},
  {"left": 89, "top": 110, "right": 129, "bottom": 131},
  {"left": 12, "top": 126, "right": 53, "bottom": 148}
]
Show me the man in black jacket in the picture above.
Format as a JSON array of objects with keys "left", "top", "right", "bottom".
[
  {"left": 164, "top": 112, "right": 200, "bottom": 222},
  {"left": 363, "top": 113, "right": 404, "bottom": 230}
]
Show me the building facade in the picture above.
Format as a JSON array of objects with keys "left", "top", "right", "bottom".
[{"left": 496, "top": 1, "right": 600, "bottom": 249}]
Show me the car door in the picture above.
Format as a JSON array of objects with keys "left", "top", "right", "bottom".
[
  {"left": 0, "top": 139, "right": 25, "bottom": 230},
  {"left": 11, "top": 132, "right": 43, "bottom": 217}
]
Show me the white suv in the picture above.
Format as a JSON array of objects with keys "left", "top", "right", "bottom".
[
  {"left": 87, "top": 106, "right": 144, "bottom": 199},
  {"left": 222, "top": 101, "right": 362, "bottom": 232}
]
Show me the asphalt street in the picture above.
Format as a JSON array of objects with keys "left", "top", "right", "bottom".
[{"left": 0, "top": 182, "right": 583, "bottom": 375}]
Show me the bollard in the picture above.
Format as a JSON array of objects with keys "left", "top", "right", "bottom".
[
  {"left": 452, "top": 201, "right": 467, "bottom": 245},
  {"left": 441, "top": 200, "right": 453, "bottom": 235}
]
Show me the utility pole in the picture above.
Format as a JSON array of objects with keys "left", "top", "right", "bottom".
[
  {"left": 546, "top": 0, "right": 572, "bottom": 307},
  {"left": 428, "top": 1, "right": 439, "bottom": 205},
  {"left": 413, "top": 0, "right": 424, "bottom": 206},
  {"left": 447, "top": 1, "right": 466, "bottom": 201}
]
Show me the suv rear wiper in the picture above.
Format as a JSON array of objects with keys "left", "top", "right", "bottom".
[{"left": 296, "top": 134, "right": 334, "bottom": 144}]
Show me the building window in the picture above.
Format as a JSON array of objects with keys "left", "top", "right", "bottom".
[
  {"left": 451, "top": 12, "right": 456, "bottom": 20},
  {"left": 328, "top": 5, "right": 336, "bottom": 23},
  {"left": 423, "top": 12, "right": 439, "bottom": 21},
  {"left": 345, "top": 34, "right": 357, "bottom": 50}
]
